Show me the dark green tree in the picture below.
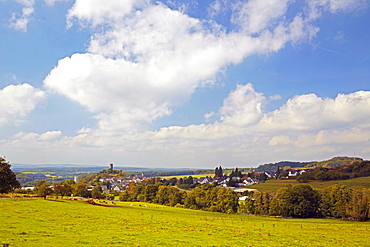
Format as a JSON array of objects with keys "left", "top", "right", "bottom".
[
  {"left": 36, "top": 180, "right": 52, "bottom": 199},
  {"left": 72, "top": 182, "right": 90, "bottom": 197},
  {"left": 0, "top": 157, "right": 20, "bottom": 193},
  {"left": 320, "top": 185, "right": 351, "bottom": 218},
  {"left": 269, "top": 184, "right": 320, "bottom": 218},
  {"left": 91, "top": 186, "right": 105, "bottom": 199},
  {"left": 275, "top": 166, "right": 281, "bottom": 179},
  {"left": 54, "top": 181, "right": 72, "bottom": 198},
  {"left": 215, "top": 167, "right": 219, "bottom": 178},
  {"left": 254, "top": 192, "right": 271, "bottom": 215}
]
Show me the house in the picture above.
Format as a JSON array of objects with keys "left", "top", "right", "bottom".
[
  {"left": 112, "top": 185, "right": 122, "bottom": 192},
  {"left": 199, "top": 177, "right": 213, "bottom": 184},
  {"left": 264, "top": 171, "right": 276, "bottom": 178},
  {"left": 288, "top": 169, "right": 300, "bottom": 176}
]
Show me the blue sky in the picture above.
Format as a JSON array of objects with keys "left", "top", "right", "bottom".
[{"left": 0, "top": 0, "right": 370, "bottom": 168}]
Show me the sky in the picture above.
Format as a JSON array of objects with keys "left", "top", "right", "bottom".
[{"left": 0, "top": 0, "right": 370, "bottom": 169}]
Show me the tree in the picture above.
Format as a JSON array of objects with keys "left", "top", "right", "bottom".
[
  {"left": 54, "top": 181, "right": 72, "bottom": 199},
  {"left": 214, "top": 166, "right": 223, "bottom": 177},
  {"left": 0, "top": 157, "right": 20, "bottom": 193},
  {"left": 36, "top": 180, "right": 52, "bottom": 199},
  {"left": 320, "top": 185, "right": 352, "bottom": 218},
  {"left": 72, "top": 182, "right": 90, "bottom": 197},
  {"left": 269, "top": 185, "right": 320, "bottom": 218},
  {"left": 91, "top": 186, "right": 105, "bottom": 199},
  {"left": 348, "top": 189, "right": 370, "bottom": 222},
  {"left": 254, "top": 192, "right": 271, "bottom": 215},
  {"left": 214, "top": 167, "right": 219, "bottom": 178},
  {"left": 275, "top": 166, "right": 281, "bottom": 179}
]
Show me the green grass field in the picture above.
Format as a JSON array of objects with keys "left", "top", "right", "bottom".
[
  {"left": 1, "top": 198, "right": 370, "bottom": 246},
  {"left": 246, "top": 176, "right": 370, "bottom": 193}
]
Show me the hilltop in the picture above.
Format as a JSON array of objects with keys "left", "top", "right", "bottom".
[{"left": 255, "top": 156, "right": 363, "bottom": 172}]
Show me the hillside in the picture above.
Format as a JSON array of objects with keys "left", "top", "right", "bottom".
[
  {"left": 1, "top": 199, "right": 369, "bottom": 246},
  {"left": 255, "top": 156, "right": 362, "bottom": 172},
  {"left": 255, "top": 161, "right": 310, "bottom": 172},
  {"left": 305, "top": 156, "right": 363, "bottom": 168}
]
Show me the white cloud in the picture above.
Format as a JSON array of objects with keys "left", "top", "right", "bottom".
[
  {"left": 46, "top": 1, "right": 320, "bottom": 134},
  {"left": 307, "top": 0, "right": 368, "bottom": 19},
  {"left": 66, "top": 0, "right": 149, "bottom": 28},
  {"left": 0, "top": 84, "right": 46, "bottom": 126},
  {"left": 269, "top": 136, "right": 291, "bottom": 146},
  {"left": 260, "top": 91, "right": 370, "bottom": 131},
  {"left": 44, "top": 0, "right": 68, "bottom": 6},
  {"left": 219, "top": 84, "right": 264, "bottom": 127},
  {"left": 4, "top": 0, "right": 362, "bottom": 167},
  {"left": 231, "top": 0, "right": 294, "bottom": 34},
  {"left": 9, "top": 0, "right": 34, "bottom": 32}
]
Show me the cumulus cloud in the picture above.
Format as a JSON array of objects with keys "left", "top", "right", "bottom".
[
  {"left": 260, "top": 91, "right": 370, "bottom": 131},
  {"left": 8, "top": 0, "right": 363, "bottom": 167},
  {"left": 219, "top": 84, "right": 264, "bottom": 127},
  {"left": 0, "top": 84, "right": 46, "bottom": 126},
  {"left": 46, "top": 1, "right": 321, "bottom": 134}
]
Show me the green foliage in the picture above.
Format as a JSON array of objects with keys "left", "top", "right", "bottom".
[
  {"left": 214, "top": 166, "right": 223, "bottom": 177},
  {"left": 91, "top": 186, "right": 105, "bottom": 199},
  {"left": 270, "top": 185, "right": 320, "bottom": 218},
  {"left": 36, "top": 180, "right": 52, "bottom": 199},
  {"left": 72, "top": 182, "right": 90, "bottom": 197},
  {"left": 296, "top": 161, "right": 370, "bottom": 183},
  {"left": 0, "top": 158, "right": 20, "bottom": 193},
  {"left": 320, "top": 185, "right": 351, "bottom": 218},
  {"left": 306, "top": 156, "right": 363, "bottom": 168},
  {"left": 53, "top": 181, "right": 72, "bottom": 198},
  {"left": 254, "top": 192, "right": 271, "bottom": 215}
]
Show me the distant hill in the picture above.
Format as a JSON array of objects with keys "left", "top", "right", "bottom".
[
  {"left": 254, "top": 161, "right": 310, "bottom": 172},
  {"left": 255, "top": 156, "right": 363, "bottom": 172},
  {"left": 11, "top": 163, "right": 193, "bottom": 174},
  {"left": 305, "top": 156, "right": 363, "bottom": 168}
]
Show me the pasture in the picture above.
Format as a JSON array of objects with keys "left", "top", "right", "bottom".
[
  {"left": 246, "top": 176, "right": 370, "bottom": 193},
  {"left": 1, "top": 198, "right": 370, "bottom": 246}
]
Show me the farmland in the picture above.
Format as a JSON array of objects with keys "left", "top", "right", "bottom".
[{"left": 1, "top": 198, "right": 370, "bottom": 246}]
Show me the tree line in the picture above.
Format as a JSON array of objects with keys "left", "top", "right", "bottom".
[
  {"left": 120, "top": 178, "right": 370, "bottom": 221},
  {"left": 239, "top": 184, "right": 370, "bottom": 221},
  {"left": 119, "top": 178, "right": 239, "bottom": 213},
  {"left": 297, "top": 160, "right": 370, "bottom": 183}
]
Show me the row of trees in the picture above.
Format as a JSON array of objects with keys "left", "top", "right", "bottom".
[
  {"left": 239, "top": 184, "right": 370, "bottom": 221},
  {"left": 297, "top": 161, "right": 370, "bottom": 183},
  {"left": 33, "top": 180, "right": 105, "bottom": 199},
  {"left": 119, "top": 178, "right": 239, "bottom": 213}
]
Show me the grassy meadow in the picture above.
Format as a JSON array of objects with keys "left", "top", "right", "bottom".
[
  {"left": 246, "top": 176, "right": 370, "bottom": 193},
  {"left": 1, "top": 198, "right": 370, "bottom": 246}
]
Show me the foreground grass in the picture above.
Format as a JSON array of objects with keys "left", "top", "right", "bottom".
[
  {"left": 247, "top": 176, "right": 370, "bottom": 193},
  {"left": 1, "top": 199, "right": 370, "bottom": 246}
]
